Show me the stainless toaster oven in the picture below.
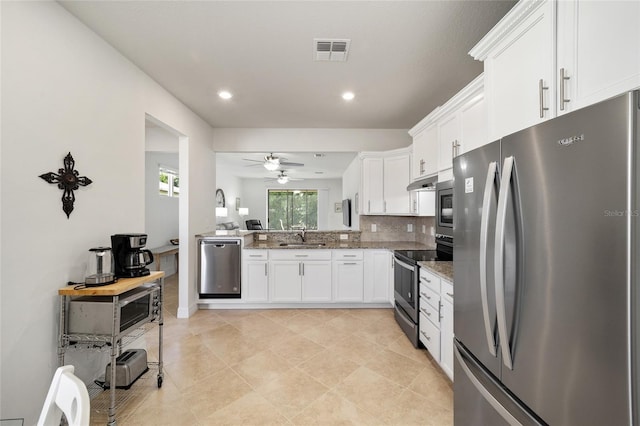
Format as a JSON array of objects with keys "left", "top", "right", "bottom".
[{"left": 67, "top": 284, "right": 160, "bottom": 336}]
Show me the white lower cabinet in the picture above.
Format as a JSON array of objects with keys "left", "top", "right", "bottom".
[
  {"left": 333, "top": 250, "right": 364, "bottom": 302},
  {"left": 270, "top": 261, "right": 302, "bottom": 302},
  {"left": 440, "top": 279, "right": 454, "bottom": 381},
  {"left": 269, "top": 250, "right": 332, "bottom": 302},
  {"left": 241, "top": 249, "right": 393, "bottom": 306},
  {"left": 243, "top": 250, "right": 269, "bottom": 302},
  {"left": 419, "top": 267, "right": 455, "bottom": 381},
  {"left": 363, "top": 250, "right": 392, "bottom": 303}
]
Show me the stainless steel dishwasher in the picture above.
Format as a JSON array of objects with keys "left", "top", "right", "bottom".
[{"left": 197, "top": 238, "right": 241, "bottom": 298}]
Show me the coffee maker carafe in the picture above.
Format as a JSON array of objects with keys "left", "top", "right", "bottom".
[{"left": 111, "top": 234, "right": 154, "bottom": 278}]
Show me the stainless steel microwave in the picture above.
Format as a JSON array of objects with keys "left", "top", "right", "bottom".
[
  {"left": 67, "top": 284, "right": 160, "bottom": 336},
  {"left": 435, "top": 180, "right": 454, "bottom": 243}
]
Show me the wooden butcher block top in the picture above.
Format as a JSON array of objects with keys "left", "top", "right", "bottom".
[{"left": 58, "top": 271, "right": 165, "bottom": 296}]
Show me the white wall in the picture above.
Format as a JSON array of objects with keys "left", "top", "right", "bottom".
[
  {"left": 241, "top": 178, "right": 343, "bottom": 230},
  {"left": 342, "top": 156, "right": 362, "bottom": 230},
  {"left": 216, "top": 164, "right": 244, "bottom": 228},
  {"left": 0, "top": 2, "right": 215, "bottom": 423},
  {"left": 145, "top": 152, "right": 179, "bottom": 275},
  {"left": 213, "top": 128, "right": 411, "bottom": 152}
]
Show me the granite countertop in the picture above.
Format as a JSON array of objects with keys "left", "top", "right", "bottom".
[
  {"left": 418, "top": 260, "right": 453, "bottom": 282},
  {"left": 244, "top": 241, "right": 433, "bottom": 251}
]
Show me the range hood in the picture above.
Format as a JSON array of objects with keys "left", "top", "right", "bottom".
[{"left": 406, "top": 175, "right": 437, "bottom": 191}]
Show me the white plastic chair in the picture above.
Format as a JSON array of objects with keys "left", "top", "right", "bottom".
[{"left": 37, "top": 365, "right": 90, "bottom": 426}]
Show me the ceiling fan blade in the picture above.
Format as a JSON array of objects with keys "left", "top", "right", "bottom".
[
  {"left": 280, "top": 161, "right": 304, "bottom": 167},
  {"left": 242, "top": 158, "right": 264, "bottom": 163}
]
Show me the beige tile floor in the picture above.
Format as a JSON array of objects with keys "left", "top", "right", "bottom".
[{"left": 90, "top": 274, "right": 453, "bottom": 425}]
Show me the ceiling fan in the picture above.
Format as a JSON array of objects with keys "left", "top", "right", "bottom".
[
  {"left": 242, "top": 153, "right": 304, "bottom": 171},
  {"left": 264, "top": 170, "right": 304, "bottom": 185}
]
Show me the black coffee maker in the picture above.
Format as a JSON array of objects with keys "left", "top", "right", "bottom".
[{"left": 111, "top": 234, "right": 154, "bottom": 278}]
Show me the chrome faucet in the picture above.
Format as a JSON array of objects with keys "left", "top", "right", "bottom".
[{"left": 298, "top": 227, "right": 306, "bottom": 242}]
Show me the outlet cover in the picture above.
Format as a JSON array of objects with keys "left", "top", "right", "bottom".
[
  {"left": 422, "top": 225, "right": 426, "bottom": 233},
  {"left": 430, "top": 226, "right": 435, "bottom": 236},
  {"left": 340, "top": 234, "right": 348, "bottom": 240},
  {"left": 258, "top": 234, "right": 267, "bottom": 241},
  {"left": 407, "top": 224, "right": 413, "bottom": 232},
  {"left": 371, "top": 224, "right": 377, "bottom": 232}
]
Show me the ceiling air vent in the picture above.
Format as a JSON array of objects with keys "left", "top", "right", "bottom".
[{"left": 313, "top": 39, "right": 351, "bottom": 62}]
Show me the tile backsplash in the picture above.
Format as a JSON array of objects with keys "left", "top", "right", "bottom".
[{"left": 359, "top": 215, "right": 436, "bottom": 247}]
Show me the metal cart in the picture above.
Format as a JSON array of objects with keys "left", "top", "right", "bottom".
[{"left": 57, "top": 271, "right": 165, "bottom": 425}]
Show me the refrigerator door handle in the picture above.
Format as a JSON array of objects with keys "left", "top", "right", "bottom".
[
  {"left": 495, "top": 156, "right": 515, "bottom": 370},
  {"left": 454, "top": 341, "right": 523, "bottom": 426},
  {"left": 480, "top": 161, "right": 499, "bottom": 357}
]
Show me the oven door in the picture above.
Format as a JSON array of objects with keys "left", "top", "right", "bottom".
[
  {"left": 436, "top": 180, "right": 454, "bottom": 237},
  {"left": 393, "top": 255, "right": 419, "bottom": 323}
]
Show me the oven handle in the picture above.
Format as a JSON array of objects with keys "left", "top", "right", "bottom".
[
  {"left": 480, "top": 161, "right": 498, "bottom": 357},
  {"left": 394, "top": 257, "right": 415, "bottom": 272}
]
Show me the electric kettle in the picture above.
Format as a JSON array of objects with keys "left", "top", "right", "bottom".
[{"left": 85, "top": 247, "right": 116, "bottom": 286}]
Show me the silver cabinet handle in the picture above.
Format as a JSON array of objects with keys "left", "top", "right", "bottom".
[
  {"left": 420, "top": 307, "right": 428, "bottom": 315},
  {"left": 344, "top": 255, "right": 356, "bottom": 257},
  {"left": 420, "top": 291, "right": 430, "bottom": 299},
  {"left": 495, "top": 156, "right": 515, "bottom": 370},
  {"left": 560, "top": 68, "right": 570, "bottom": 111},
  {"left": 265, "top": 263, "right": 268, "bottom": 276},
  {"left": 298, "top": 263, "right": 302, "bottom": 276},
  {"left": 539, "top": 79, "right": 549, "bottom": 118},
  {"left": 343, "top": 262, "right": 357, "bottom": 265},
  {"left": 419, "top": 159, "right": 425, "bottom": 175},
  {"left": 302, "top": 263, "right": 305, "bottom": 276},
  {"left": 420, "top": 330, "right": 431, "bottom": 341},
  {"left": 480, "top": 161, "right": 498, "bottom": 357},
  {"left": 368, "top": 200, "right": 371, "bottom": 213},
  {"left": 295, "top": 255, "right": 308, "bottom": 257},
  {"left": 249, "top": 254, "right": 262, "bottom": 257},
  {"left": 446, "top": 292, "right": 453, "bottom": 298}
]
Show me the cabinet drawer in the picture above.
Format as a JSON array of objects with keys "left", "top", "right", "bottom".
[
  {"left": 419, "top": 313, "right": 441, "bottom": 361},
  {"left": 441, "top": 279, "right": 454, "bottom": 304},
  {"left": 332, "top": 250, "right": 364, "bottom": 261},
  {"left": 269, "top": 249, "right": 332, "bottom": 261},
  {"left": 419, "top": 269, "right": 441, "bottom": 293},
  {"left": 419, "top": 284, "right": 440, "bottom": 310},
  {"left": 244, "top": 250, "right": 268, "bottom": 260},
  {"left": 418, "top": 300, "right": 440, "bottom": 327}
]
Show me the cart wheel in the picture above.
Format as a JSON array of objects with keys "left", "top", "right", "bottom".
[{"left": 157, "top": 376, "right": 163, "bottom": 388}]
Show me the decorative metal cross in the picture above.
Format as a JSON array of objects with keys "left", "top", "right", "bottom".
[{"left": 39, "top": 152, "right": 93, "bottom": 218}]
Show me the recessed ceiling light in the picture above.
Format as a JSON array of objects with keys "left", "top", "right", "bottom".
[
  {"left": 342, "top": 92, "right": 355, "bottom": 101},
  {"left": 218, "top": 90, "right": 233, "bottom": 100}
]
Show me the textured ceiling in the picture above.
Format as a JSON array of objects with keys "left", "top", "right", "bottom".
[{"left": 60, "top": 1, "right": 515, "bottom": 129}]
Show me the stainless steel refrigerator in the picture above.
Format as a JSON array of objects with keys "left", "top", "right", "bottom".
[{"left": 453, "top": 90, "right": 639, "bottom": 425}]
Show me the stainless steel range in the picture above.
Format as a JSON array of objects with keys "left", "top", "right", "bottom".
[{"left": 394, "top": 248, "right": 451, "bottom": 347}]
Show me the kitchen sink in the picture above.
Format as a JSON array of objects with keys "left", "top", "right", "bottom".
[{"left": 278, "top": 242, "right": 326, "bottom": 247}]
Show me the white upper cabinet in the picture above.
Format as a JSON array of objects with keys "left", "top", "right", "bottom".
[
  {"left": 410, "top": 75, "right": 487, "bottom": 183},
  {"left": 361, "top": 148, "right": 412, "bottom": 215},
  {"left": 472, "top": 0, "right": 555, "bottom": 141},
  {"left": 471, "top": 0, "right": 640, "bottom": 140},
  {"left": 361, "top": 157, "right": 385, "bottom": 214},
  {"left": 556, "top": 0, "right": 640, "bottom": 115},
  {"left": 411, "top": 123, "right": 439, "bottom": 180},
  {"left": 383, "top": 153, "right": 412, "bottom": 214},
  {"left": 460, "top": 92, "right": 489, "bottom": 153}
]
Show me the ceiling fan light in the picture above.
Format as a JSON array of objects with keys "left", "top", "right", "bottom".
[
  {"left": 264, "top": 160, "right": 280, "bottom": 171},
  {"left": 277, "top": 175, "right": 289, "bottom": 184}
]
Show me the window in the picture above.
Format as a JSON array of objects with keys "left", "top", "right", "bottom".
[
  {"left": 268, "top": 190, "right": 318, "bottom": 230},
  {"left": 159, "top": 166, "right": 179, "bottom": 197}
]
